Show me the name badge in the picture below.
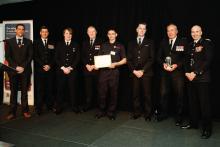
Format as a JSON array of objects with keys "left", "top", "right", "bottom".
[
  {"left": 95, "top": 45, "right": 100, "bottom": 50},
  {"left": 48, "top": 44, "right": 55, "bottom": 49},
  {"left": 195, "top": 46, "right": 203, "bottom": 52},
  {"left": 176, "top": 46, "right": 184, "bottom": 51},
  {"left": 110, "top": 51, "right": 116, "bottom": 55}
]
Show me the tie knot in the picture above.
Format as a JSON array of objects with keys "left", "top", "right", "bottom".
[
  {"left": 138, "top": 38, "right": 142, "bottom": 45},
  {"left": 18, "top": 39, "right": 22, "bottom": 45},
  {"left": 66, "top": 42, "right": 69, "bottom": 46},
  {"left": 170, "top": 39, "right": 173, "bottom": 45},
  {"left": 44, "top": 40, "right": 47, "bottom": 46}
]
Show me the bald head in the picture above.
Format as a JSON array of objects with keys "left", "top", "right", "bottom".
[{"left": 191, "top": 25, "right": 202, "bottom": 41}]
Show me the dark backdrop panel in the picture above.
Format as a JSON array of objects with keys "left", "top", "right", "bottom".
[{"left": 0, "top": 0, "right": 219, "bottom": 118}]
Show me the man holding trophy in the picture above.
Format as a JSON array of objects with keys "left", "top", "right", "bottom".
[
  {"left": 157, "top": 24, "right": 188, "bottom": 126},
  {"left": 94, "top": 28, "right": 126, "bottom": 120}
]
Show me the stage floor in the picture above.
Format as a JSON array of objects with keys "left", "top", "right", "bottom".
[{"left": 0, "top": 104, "right": 220, "bottom": 147}]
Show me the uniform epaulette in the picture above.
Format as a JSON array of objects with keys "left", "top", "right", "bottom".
[{"left": 205, "top": 38, "right": 211, "bottom": 42}]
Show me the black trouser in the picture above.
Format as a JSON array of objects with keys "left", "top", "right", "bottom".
[
  {"left": 84, "top": 73, "right": 98, "bottom": 108},
  {"left": 8, "top": 73, "right": 31, "bottom": 115},
  {"left": 159, "top": 74, "right": 184, "bottom": 120},
  {"left": 132, "top": 75, "right": 152, "bottom": 116},
  {"left": 188, "top": 82, "right": 212, "bottom": 131},
  {"left": 55, "top": 70, "right": 77, "bottom": 111},
  {"left": 35, "top": 71, "right": 54, "bottom": 111},
  {"left": 98, "top": 69, "right": 119, "bottom": 115}
]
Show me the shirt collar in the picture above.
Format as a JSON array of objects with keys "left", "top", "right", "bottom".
[
  {"left": 137, "top": 36, "right": 144, "bottom": 42},
  {"left": 16, "top": 36, "right": 23, "bottom": 40}
]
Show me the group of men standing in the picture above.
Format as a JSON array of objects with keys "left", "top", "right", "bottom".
[{"left": 4, "top": 22, "right": 213, "bottom": 139}]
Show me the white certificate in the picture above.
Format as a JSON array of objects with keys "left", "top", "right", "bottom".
[{"left": 94, "top": 55, "right": 112, "bottom": 68}]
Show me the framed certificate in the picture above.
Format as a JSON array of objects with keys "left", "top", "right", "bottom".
[{"left": 94, "top": 55, "right": 112, "bottom": 68}]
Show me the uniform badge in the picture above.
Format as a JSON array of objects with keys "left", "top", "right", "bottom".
[
  {"left": 176, "top": 46, "right": 184, "bottom": 51},
  {"left": 195, "top": 46, "right": 203, "bottom": 52},
  {"left": 110, "top": 51, "right": 116, "bottom": 55},
  {"left": 48, "top": 44, "right": 55, "bottom": 49},
  {"left": 95, "top": 45, "right": 100, "bottom": 50}
]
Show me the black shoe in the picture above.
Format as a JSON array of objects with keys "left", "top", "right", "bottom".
[
  {"left": 144, "top": 115, "right": 151, "bottom": 122},
  {"left": 47, "top": 106, "right": 53, "bottom": 112},
  {"left": 36, "top": 109, "right": 42, "bottom": 116},
  {"left": 181, "top": 124, "right": 191, "bottom": 129},
  {"left": 95, "top": 112, "right": 105, "bottom": 119},
  {"left": 145, "top": 117, "right": 151, "bottom": 121},
  {"left": 175, "top": 120, "right": 182, "bottom": 126},
  {"left": 108, "top": 115, "right": 116, "bottom": 120},
  {"left": 201, "top": 130, "right": 211, "bottom": 139},
  {"left": 130, "top": 114, "right": 141, "bottom": 120},
  {"left": 82, "top": 105, "right": 91, "bottom": 112},
  {"left": 181, "top": 124, "right": 198, "bottom": 129},
  {"left": 53, "top": 108, "right": 62, "bottom": 115}
]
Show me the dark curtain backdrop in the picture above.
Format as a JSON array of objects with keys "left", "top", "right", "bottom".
[{"left": 1, "top": 0, "right": 220, "bottom": 118}]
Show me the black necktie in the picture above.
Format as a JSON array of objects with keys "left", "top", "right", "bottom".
[
  {"left": 18, "top": 39, "right": 22, "bottom": 45},
  {"left": 138, "top": 38, "right": 141, "bottom": 45},
  {"left": 193, "top": 42, "right": 196, "bottom": 47},
  {"left": 90, "top": 39, "right": 93, "bottom": 47},
  {"left": 169, "top": 39, "right": 173, "bottom": 50},
  {"left": 66, "top": 42, "right": 69, "bottom": 46},
  {"left": 44, "top": 40, "right": 47, "bottom": 47}
]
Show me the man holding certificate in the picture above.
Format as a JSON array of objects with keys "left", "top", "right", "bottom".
[{"left": 95, "top": 28, "right": 126, "bottom": 120}]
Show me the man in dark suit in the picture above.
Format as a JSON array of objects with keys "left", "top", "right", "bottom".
[
  {"left": 81, "top": 26, "right": 102, "bottom": 112},
  {"left": 127, "top": 22, "right": 155, "bottom": 121},
  {"left": 95, "top": 28, "right": 127, "bottom": 120},
  {"left": 5, "top": 24, "right": 33, "bottom": 119},
  {"left": 33, "top": 26, "right": 55, "bottom": 115},
  {"left": 54, "top": 27, "right": 80, "bottom": 114},
  {"left": 181, "top": 25, "right": 213, "bottom": 139},
  {"left": 157, "top": 24, "right": 187, "bottom": 125}
]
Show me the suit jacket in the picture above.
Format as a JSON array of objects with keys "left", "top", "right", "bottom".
[
  {"left": 5, "top": 37, "right": 33, "bottom": 75},
  {"left": 81, "top": 38, "right": 102, "bottom": 75},
  {"left": 127, "top": 37, "right": 155, "bottom": 76},
  {"left": 185, "top": 38, "right": 213, "bottom": 82},
  {"left": 157, "top": 37, "right": 188, "bottom": 76},
  {"left": 55, "top": 40, "right": 80, "bottom": 71},
  {"left": 33, "top": 39, "right": 55, "bottom": 73}
]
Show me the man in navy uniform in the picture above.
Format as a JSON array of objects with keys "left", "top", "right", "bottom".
[
  {"left": 33, "top": 26, "right": 55, "bottom": 115},
  {"left": 81, "top": 26, "right": 102, "bottom": 112},
  {"left": 157, "top": 24, "right": 187, "bottom": 126},
  {"left": 95, "top": 28, "right": 126, "bottom": 120},
  {"left": 54, "top": 27, "right": 80, "bottom": 114},
  {"left": 5, "top": 24, "right": 33, "bottom": 119},
  {"left": 181, "top": 25, "right": 213, "bottom": 139},
  {"left": 127, "top": 22, "right": 155, "bottom": 121}
]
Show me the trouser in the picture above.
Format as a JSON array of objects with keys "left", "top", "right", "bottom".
[
  {"left": 98, "top": 69, "right": 119, "bottom": 114},
  {"left": 132, "top": 75, "right": 152, "bottom": 116},
  {"left": 188, "top": 82, "right": 212, "bottom": 131}
]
